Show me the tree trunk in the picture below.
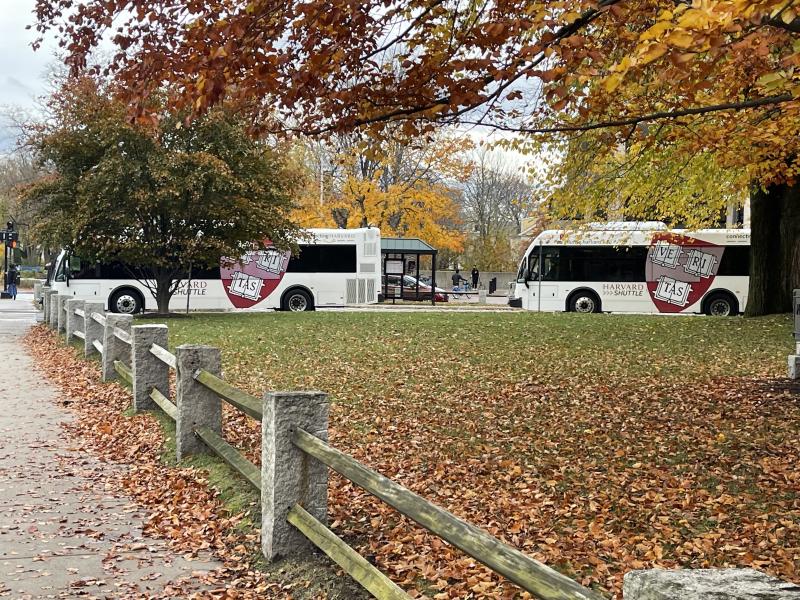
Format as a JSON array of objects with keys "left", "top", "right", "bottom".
[
  {"left": 155, "top": 274, "right": 174, "bottom": 314},
  {"left": 745, "top": 182, "right": 800, "bottom": 316}
]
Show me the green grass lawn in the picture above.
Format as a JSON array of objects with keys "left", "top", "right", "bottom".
[{"left": 144, "top": 311, "right": 799, "bottom": 598}]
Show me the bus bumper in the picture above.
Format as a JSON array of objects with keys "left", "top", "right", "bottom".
[{"left": 508, "top": 297, "right": 522, "bottom": 308}]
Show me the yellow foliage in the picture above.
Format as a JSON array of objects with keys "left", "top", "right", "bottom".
[{"left": 292, "top": 132, "right": 470, "bottom": 253}]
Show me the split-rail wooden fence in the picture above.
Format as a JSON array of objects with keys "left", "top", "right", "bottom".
[{"left": 40, "top": 287, "right": 603, "bottom": 600}]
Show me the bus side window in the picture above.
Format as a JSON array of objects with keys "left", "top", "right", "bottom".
[
  {"left": 527, "top": 255, "right": 539, "bottom": 280},
  {"left": 541, "top": 247, "right": 559, "bottom": 281},
  {"left": 718, "top": 246, "right": 749, "bottom": 276}
]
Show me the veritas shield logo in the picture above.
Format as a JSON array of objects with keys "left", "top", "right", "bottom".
[
  {"left": 220, "top": 246, "right": 291, "bottom": 309},
  {"left": 646, "top": 232, "right": 723, "bottom": 313}
]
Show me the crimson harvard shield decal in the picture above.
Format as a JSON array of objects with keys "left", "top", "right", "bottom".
[
  {"left": 221, "top": 248, "right": 291, "bottom": 309},
  {"left": 646, "top": 232, "right": 723, "bottom": 313}
]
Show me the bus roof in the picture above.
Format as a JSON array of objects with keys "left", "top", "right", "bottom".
[{"left": 526, "top": 227, "right": 750, "bottom": 250}]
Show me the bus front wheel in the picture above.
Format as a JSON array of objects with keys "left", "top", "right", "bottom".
[
  {"left": 109, "top": 288, "right": 143, "bottom": 314},
  {"left": 281, "top": 289, "right": 314, "bottom": 312},
  {"left": 704, "top": 292, "right": 738, "bottom": 317},
  {"left": 568, "top": 290, "right": 601, "bottom": 314}
]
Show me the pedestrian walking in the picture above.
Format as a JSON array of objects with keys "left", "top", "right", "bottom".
[
  {"left": 471, "top": 265, "right": 479, "bottom": 290},
  {"left": 7, "top": 264, "right": 18, "bottom": 300}
]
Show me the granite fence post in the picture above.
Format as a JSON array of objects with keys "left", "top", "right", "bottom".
[
  {"left": 623, "top": 568, "right": 800, "bottom": 599},
  {"left": 65, "top": 299, "right": 84, "bottom": 344},
  {"left": 261, "top": 390, "right": 329, "bottom": 561},
  {"left": 47, "top": 290, "right": 59, "bottom": 326},
  {"left": 102, "top": 313, "right": 133, "bottom": 382},
  {"left": 132, "top": 325, "right": 169, "bottom": 412},
  {"left": 175, "top": 344, "right": 221, "bottom": 461},
  {"left": 83, "top": 302, "right": 104, "bottom": 358},
  {"left": 794, "top": 289, "right": 800, "bottom": 340},
  {"left": 789, "top": 290, "right": 800, "bottom": 379},
  {"left": 42, "top": 288, "right": 52, "bottom": 323},
  {"left": 56, "top": 294, "right": 68, "bottom": 334}
]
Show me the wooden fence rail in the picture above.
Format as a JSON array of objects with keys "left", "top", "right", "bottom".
[
  {"left": 113, "top": 327, "right": 132, "bottom": 345},
  {"left": 286, "top": 504, "right": 409, "bottom": 600},
  {"left": 150, "top": 388, "right": 177, "bottom": 420},
  {"left": 194, "top": 369, "right": 262, "bottom": 420},
  {"left": 38, "top": 289, "right": 605, "bottom": 600},
  {"left": 114, "top": 360, "right": 132, "bottom": 384},
  {"left": 292, "top": 428, "right": 604, "bottom": 600},
  {"left": 149, "top": 343, "right": 177, "bottom": 369}
]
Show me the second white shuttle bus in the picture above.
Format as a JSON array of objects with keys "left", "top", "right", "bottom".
[{"left": 509, "top": 223, "right": 749, "bottom": 316}]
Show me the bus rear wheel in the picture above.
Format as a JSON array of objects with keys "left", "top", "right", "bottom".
[
  {"left": 704, "top": 292, "right": 738, "bottom": 317},
  {"left": 109, "top": 288, "right": 143, "bottom": 314},
  {"left": 568, "top": 291, "right": 601, "bottom": 314},
  {"left": 281, "top": 289, "right": 314, "bottom": 312}
]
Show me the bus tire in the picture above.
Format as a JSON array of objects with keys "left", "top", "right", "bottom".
[
  {"left": 109, "top": 287, "right": 144, "bottom": 314},
  {"left": 281, "top": 288, "right": 314, "bottom": 312},
  {"left": 703, "top": 291, "right": 738, "bottom": 317},
  {"left": 567, "top": 290, "right": 601, "bottom": 314}
]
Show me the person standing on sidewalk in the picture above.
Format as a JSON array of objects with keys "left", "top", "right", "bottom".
[
  {"left": 7, "top": 264, "right": 18, "bottom": 300},
  {"left": 471, "top": 265, "right": 479, "bottom": 290}
]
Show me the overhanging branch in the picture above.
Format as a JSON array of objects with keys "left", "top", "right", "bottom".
[{"left": 463, "top": 94, "right": 795, "bottom": 134}]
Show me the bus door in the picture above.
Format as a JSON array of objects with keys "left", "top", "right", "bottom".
[{"left": 523, "top": 246, "right": 560, "bottom": 311}]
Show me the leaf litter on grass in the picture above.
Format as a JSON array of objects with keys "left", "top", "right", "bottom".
[{"left": 157, "top": 311, "right": 799, "bottom": 599}]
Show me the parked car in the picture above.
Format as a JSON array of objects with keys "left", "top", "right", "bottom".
[{"left": 382, "top": 274, "right": 448, "bottom": 302}]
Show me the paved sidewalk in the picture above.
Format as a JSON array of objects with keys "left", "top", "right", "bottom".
[{"left": 0, "top": 294, "right": 219, "bottom": 599}]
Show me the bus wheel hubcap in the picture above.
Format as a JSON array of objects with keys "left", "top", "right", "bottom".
[
  {"left": 117, "top": 295, "right": 136, "bottom": 313},
  {"left": 289, "top": 295, "right": 307, "bottom": 311},
  {"left": 576, "top": 297, "right": 594, "bottom": 313},
  {"left": 711, "top": 300, "right": 730, "bottom": 316}
]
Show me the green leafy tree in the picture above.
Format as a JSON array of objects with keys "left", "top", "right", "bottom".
[
  {"left": 21, "top": 78, "right": 299, "bottom": 313},
  {"left": 545, "top": 130, "right": 746, "bottom": 228}
]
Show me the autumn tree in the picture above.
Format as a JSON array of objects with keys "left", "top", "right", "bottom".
[
  {"left": 33, "top": 0, "right": 800, "bottom": 313},
  {"left": 21, "top": 78, "right": 298, "bottom": 313},
  {"left": 293, "top": 128, "right": 469, "bottom": 252},
  {"left": 460, "top": 149, "right": 533, "bottom": 270},
  {"left": 545, "top": 129, "right": 747, "bottom": 227}
]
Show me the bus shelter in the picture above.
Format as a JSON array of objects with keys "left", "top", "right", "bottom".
[{"left": 380, "top": 237, "right": 438, "bottom": 305}]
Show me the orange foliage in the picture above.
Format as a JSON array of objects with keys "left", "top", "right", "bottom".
[{"left": 292, "top": 132, "right": 471, "bottom": 252}]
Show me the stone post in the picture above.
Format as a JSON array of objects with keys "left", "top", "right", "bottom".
[
  {"left": 789, "top": 290, "right": 800, "bottom": 379},
  {"left": 102, "top": 314, "right": 133, "bottom": 382},
  {"left": 83, "top": 302, "right": 104, "bottom": 359},
  {"left": 478, "top": 289, "right": 487, "bottom": 304},
  {"left": 42, "top": 288, "right": 52, "bottom": 322},
  {"left": 261, "top": 390, "right": 329, "bottom": 561},
  {"left": 794, "top": 289, "right": 800, "bottom": 340},
  {"left": 175, "top": 345, "right": 221, "bottom": 461},
  {"left": 789, "top": 355, "right": 800, "bottom": 379},
  {"left": 65, "top": 299, "right": 85, "bottom": 344},
  {"left": 132, "top": 325, "right": 169, "bottom": 412},
  {"left": 623, "top": 568, "right": 800, "bottom": 599},
  {"left": 34, "top": 281, "right": 43, "bottom": 303},
  {"left": 56, "top": 295, "right": 69, "bottom": 334},
  {"left": 49, "top": 292, "right": 58, "bottom": 326}
]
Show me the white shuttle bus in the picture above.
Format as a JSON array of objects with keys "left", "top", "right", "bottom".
[
  {"left": 509, "top": 222, "right": 750, "bottom": 316},
  {"left": 47, "top": 227, "right": 381, "bottom": 313}
]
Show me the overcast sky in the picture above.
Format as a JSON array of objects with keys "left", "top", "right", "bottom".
[{"left": 0, "top": 1, "right": 58, "bottom": 150}]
